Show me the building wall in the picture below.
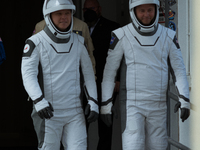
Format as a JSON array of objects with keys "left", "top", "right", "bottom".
[
  {"left": 177, "top": 0, "right": 192, "bottom": 148},
  {"left": 190, "top": 0, "right": 200, "bottom": 149},
  {"left": 178, "top": 0, "right": 200, "bottom": 149}
]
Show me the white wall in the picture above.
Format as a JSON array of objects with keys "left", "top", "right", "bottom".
[
  {"left": 177, "top": 0, "right": 192, "bottom": 148},
  {"left": 190, "top": 0, "right": 200, "bottom": 149},
  {"left": 178, "top": 0, "right": 200, "bottom": 149}
]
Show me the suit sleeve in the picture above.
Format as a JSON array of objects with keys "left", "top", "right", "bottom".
[
  {"left": 80, "top": 43, "right": 98, "bottom": 112},
  {"left": 101, "top": 31, "right": 124, "bottom": 114},
  {"left": 169, "top": 34, "right": 190, "bottom": 109},
  {"left": 21, "top": 39, "right": 43, "bottom": 101}
]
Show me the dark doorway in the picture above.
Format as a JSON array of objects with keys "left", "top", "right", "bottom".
[{"left": 0, "top": 0, "right": 43, "bottom": 148}]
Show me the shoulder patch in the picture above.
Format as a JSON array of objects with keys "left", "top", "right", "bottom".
[
  {"left": 23, "top": 39, "right": 36, "bottom": 57},
  {"left": 109, "top": 33, "right": 119, "bottom": 50},
  {"left": 173, "top": 36, "right": 180, "bottom": 49},
  {"left": 73, "top": 30, "right": 82, "bottom": 36}
]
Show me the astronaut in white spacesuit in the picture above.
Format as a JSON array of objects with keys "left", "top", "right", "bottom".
[
  {"left": 21, "top": 0, "right": 98, "bottom": 149},
  {"left": 100, "top": 0, "right": 190, "bottom": 150}
]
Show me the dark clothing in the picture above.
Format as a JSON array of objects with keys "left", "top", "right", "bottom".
[
  {"left": 91, "top": 16, "right": 120, "bottom": 150},
  {"left": 92, "top": 16, "right": 120, "bottom": 101},
  {"left": 0, "top": 37, "right": 6, "bottom": 65}
]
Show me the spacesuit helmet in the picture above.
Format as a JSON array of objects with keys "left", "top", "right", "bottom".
[
  {"left": 43, "top": 0, "right": 76, "bottom": 39},
  {"left": 129, "top": 0, "right": 160, "bottom": 34}
]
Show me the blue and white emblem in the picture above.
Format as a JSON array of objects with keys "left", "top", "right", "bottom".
[{"left": 110, "top": 36, "right": 116, "bottom": 45}]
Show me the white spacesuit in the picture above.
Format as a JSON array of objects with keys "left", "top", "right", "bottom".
[
  {"left": 101, "top": 0, "right": 190, "bottom": 150},
  {"left": 21, "top": 0, "right": 98, "bottom": 150}
]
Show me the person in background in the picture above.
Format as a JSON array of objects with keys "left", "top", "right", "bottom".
[
  {"left": 100, "top": 0, "right": 190, "bottom": 149},
  {"left": 0, "top": 37, "right": 6, "bottom": 65},
  {"left": 21, "top": 0, "right": 98, "bottom": 149},
  {"left": 83, "top": 0, "right": 120, "bottom": 149}
]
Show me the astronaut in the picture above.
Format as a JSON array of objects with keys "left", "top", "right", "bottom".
[
  {"left": 100, "top": 0, "right": 190, "bottom": 150},
  {"left": 21, "top": 0, "right": 98, "bottom": 149}
]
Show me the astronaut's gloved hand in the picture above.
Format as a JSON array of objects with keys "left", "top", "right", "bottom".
[
  {"left": 34, "top": 98, "right": 54, "bottom": 119},
  {"left": 85, "top": 99, "right": 99, "bottom": 123},
  {"left": 174, "top": 98, "right": 190, "bottom": 122},
  {"left": 101, "top": 105, "right": 118, "bottom": 127},
  {"left": 100, "top": 102, "right": 117, "bottom": 127}
]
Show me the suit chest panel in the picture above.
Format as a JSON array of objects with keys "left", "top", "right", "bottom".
[
  {"left": 119, "top": 25, "right": 172, "bottom": 98},
  {"left": 38, "top": 37, "right": 80, "bottom": 74},
  {"left": 123, "top": 26, "right": 170, "bottom": 69}
]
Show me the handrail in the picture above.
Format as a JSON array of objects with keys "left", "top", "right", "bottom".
[
  {"left": 167, "top": 91, "right": 191, "bottom": 150},
  {"left": 168, "top": 91, "right": 178, "bottom": 101},
  {"left": 168, "top": 138, "right": 191, "bottom": 150}
]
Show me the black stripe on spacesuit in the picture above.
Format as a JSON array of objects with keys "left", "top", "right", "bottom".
[
  {"left": 27, "top": 63, "right": 44, "bottom": 102},
  {"left": 88, "top": 97, "right": 98, "bottom": 105},
  {"left": 38, "top": 62, "right": 45, "bottom": 96},
  {"left": 80, "top": 69, "right": 98, "bottom": 108},
  {"left": 101, "top": 97, "right": 113, "bottom": 106},
  {"left": 131, "top": 22, "right": 158, "bottom": 36},
  {"left": 109, "top": 33, "right": 119, "bottom": 50},
  {"left": 83, "top": 83, "right": 98, "bottom": 105},
  {"left": 50, "top": 43, "right": 73, "bottom": 53},
  {"left": 23, "top": 39, "right": 36, "bottom": 57},
  {"left": 118, "top": 55, "right": 127, "bottom": 133},
  {"left": 168, "top": 57, "right": 176, "bottom": 84},
  {"left": 33, "top": 95, "right": 44, "bottom": 104},
  {"left": 79, "top": 66, "right": 86, "bottom": 110},
  {"left": 134, "top": 36, "right": 160, "bottom": 46},
  {"left": 179, "top": 95, "right": 190, "bottom": 102},
  {"left": 175, "top": 86, "right": 190, "bottom": 102},
  {"left": 173, "top": 36, "right": 180, "bottom": 49},
  {"left": 168, "top": 57, "right": 190, "bottom": 103},
  {"left": 44, "top": 26, "right": 70, "bottom": 43}
]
